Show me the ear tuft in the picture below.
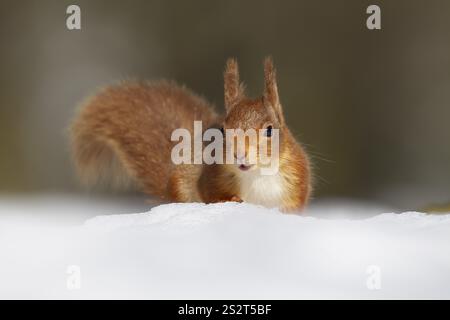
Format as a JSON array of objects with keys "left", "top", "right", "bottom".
[
  {"left": 263, "top": 56, "right": 284, "bottom": 124},
  {"left": 224, "top": 58, "right": 244, "bottom": 113}
]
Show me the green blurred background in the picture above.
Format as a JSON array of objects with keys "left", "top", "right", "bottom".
[{"left": 1, "top": 0, "right": 449, "bottom": 209}]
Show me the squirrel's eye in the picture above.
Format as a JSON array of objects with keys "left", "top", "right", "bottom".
[{"left": 264, "top": 125, "right": 273, "bottom": 137}]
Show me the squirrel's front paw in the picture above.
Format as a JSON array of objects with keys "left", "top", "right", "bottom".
[
  {"left": 230, "top": 195, "right": 243, "bottom": 203},
  {"left": 216, "top": 196, "right": 243, "bottom": 203}
]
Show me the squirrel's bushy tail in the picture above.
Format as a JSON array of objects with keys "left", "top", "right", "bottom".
[{"left": 70, "top": 80, "right": 217, "bottom": 198}]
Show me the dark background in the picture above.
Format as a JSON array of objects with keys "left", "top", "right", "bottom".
[{"left": 1, "top": 0, "right": 449, "bottom": 209}]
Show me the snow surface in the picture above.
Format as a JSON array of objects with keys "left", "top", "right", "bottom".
[{"left": 0, "top": 196, "right": 450, "bottom": 299}]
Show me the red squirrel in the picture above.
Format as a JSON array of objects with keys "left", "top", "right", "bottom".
[{"left": 70, "top": 57, "right": 311, "bottom": 212}]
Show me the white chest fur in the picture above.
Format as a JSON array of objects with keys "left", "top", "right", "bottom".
[{"left": 238, "top": 169, "right": 285, "bottom": 208}]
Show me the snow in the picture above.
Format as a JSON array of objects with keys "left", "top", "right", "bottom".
[{"left": 0, "top": 196, "right": 449, "bottom": 299}]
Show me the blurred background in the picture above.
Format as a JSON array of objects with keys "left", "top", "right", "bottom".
[{"left": 0, "top": 0, "right": 449, "bottom": 210}]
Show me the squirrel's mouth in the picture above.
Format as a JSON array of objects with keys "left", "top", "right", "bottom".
[{"left": 238, "top": 164, "right": 253, "bottom": 171}]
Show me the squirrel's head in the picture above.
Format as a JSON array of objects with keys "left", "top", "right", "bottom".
[{"left": 222, "top": 57, "right": 286, "bottom": 173}]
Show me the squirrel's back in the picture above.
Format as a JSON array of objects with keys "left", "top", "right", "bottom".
[{"left": 70, "top": 80, "right": 217, "bottom": 198}]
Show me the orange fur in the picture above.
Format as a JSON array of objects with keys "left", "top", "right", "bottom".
[{"left": 70, "top": 58, "right": 312, "bottom": 212}]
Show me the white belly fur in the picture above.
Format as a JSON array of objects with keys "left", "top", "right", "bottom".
[{"left": 238, "top": 169, "right": 284, "bottom": 208}]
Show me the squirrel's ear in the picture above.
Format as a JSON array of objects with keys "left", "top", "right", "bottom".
[
  {"left": 263, "top": 56, "right": 284, "bottom": 125},
  {"left": 224, "top": 58, "right": 244, "bottom": 113}
]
